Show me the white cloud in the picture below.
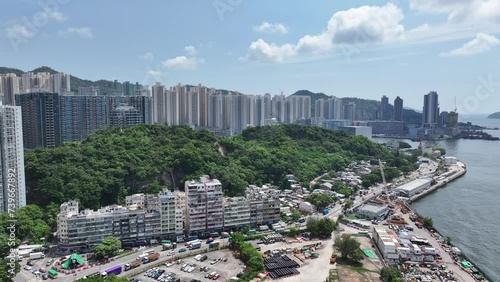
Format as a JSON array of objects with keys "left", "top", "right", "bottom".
[
  {"left": 162, "top": 56, "right": 204, "bottom": 70},
  {"left": 245, "top": 3, "right": 404, "bottom": 63},
  {"left": 43, "top": 9, "right": 67, "bottom": 22},
  {"left": 4, "top": 9, "right": 67, "bottom": 42},
  {"left": 253, "top": 22, "right": 288, "bottom": 34},
  {"left": 140, "top": 52, "right": 154, "bottom": 60},
  {"left": 440, "top": 33, "right": 500, "bottom": 56},
  {"left": 409, "top": 0, "right": 500, "bottom": 22},
  {"left": 60, "top": 27, "right": 93, "bottom": 39},
  {"left": 6, "top": 25, "right": 35, "bottom": 38},
  {"left": 147, "top": 70, "right": 164, "bottom": 77},
  {"left": 183, "top": 45, "right": 198, "bottom": 56}
]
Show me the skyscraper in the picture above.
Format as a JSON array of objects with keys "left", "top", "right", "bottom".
[
  {"left": 152, "top": 82, "right": 166, "bottom": 124},
  {"left": 0, "top": 104, "right": 26, "bottom": 212},
  {"left": 315, "top": 97, "right": 343, "bottom": 120},
  {"left": 422, "top": 91, "right": 439, "bottom": 127},
  {"left": 60, "top": 95, "right": 108, "bottom": 142},
  {"left": 1, "top": 74, "right": 20, "bottom": 106},
  {"left": 109, "top": 96, "right": 152, "bottom": 125},
  {"left": 381, "top": 95, "right": 390, "bottom": 120},
  {"left": 394, "top": 96, "right": 403, "bottom": 122},
  {"left": 15, "top": 92, "right": 62, "bottom": 149},
  {"left": 343, "top": 102, "right": 356, "bottom": 121}
]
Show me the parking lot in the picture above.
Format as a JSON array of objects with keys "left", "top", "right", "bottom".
[{"left": 131, "top": 249, "right": 243, "bottom": 282}]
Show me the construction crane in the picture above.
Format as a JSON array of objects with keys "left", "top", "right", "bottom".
[{"left": 378, "top": 159, "right": 393, "bottom": 207}]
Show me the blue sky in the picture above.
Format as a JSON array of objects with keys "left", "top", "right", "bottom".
[{"left": 1, "top": 0, "right": 500, "bottom": 113}]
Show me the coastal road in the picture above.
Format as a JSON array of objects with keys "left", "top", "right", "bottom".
[
  {"left": 15, "top": 239, "right": 229, "bottom": 282},
  {"left": 400, "top": 213, "right": 475, "bottom": 282}
]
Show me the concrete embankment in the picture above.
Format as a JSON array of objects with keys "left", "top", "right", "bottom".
[
  {"left": 406, "top": 163, "right": 492, "bottom": 282},
  {"left": 409, "top": 164, "right": 467, "bottom": 202}
]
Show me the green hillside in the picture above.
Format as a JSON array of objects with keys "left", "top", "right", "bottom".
[{"left": 24, "top": 124, "right": 393, "bottom": 210}]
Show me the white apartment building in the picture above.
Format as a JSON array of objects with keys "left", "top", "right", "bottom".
[
  {"left": 159, "top": 190, "right": 185, "bottom": 236},
  {"left": 185, "top": 175, "right": 224, "bottom": 235},
  {"left": 223, "top": 197, "right": 251, "bottom": 230},
  {"left": 0, "top": 104, "right": 25, "bottom": 212},
  {"left": 57, "top": 200, "right": 161, "bottom": 248}
]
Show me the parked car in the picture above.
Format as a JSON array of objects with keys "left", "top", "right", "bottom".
[{"left": 210, "top": 259, "right": 218, "bottom": 265}]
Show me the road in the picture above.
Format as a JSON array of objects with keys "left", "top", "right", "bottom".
[
  {"left": 400, "top": 213, "right": 474, "bottom": 282},
  {"left": 15, "top": 239, "right": 229, "bottom": 282}
]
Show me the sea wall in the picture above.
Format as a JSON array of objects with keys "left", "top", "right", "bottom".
[{"left": 407, "top": 164, "right": 493, "bottom": 282}]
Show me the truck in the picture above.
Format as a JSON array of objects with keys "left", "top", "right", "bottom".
[
  {"left": 220, "top": 232, "right": 229, "bottom": 239},
  {"left": 29, "top": 252, "right": 45, "bottom": 260},
  {"left": 142, "top": 252, "right": 160, "bottom": 263},
  {"left": 162, "top": 243, "right": 173, "bottom": 251},
  {"left": 322, "top": 208, "right": 329, "bottom": 215},
  {"left": 258, "top": 225, "right": 269, "bottom": 231},
  {"left": 189, "top": 242, "right": 201, "bottom": 250},
  {"left": 208, "top": 241, "right": 220, "bottom": 248},
  {"left": 101, "top": 265, "right": 122, "bottom": 277},
  {"left": 124, "top": 259, "right": 142, "bottom": 271},
  {"left": 186, "top": 239, "right": 200, "bottom": 247}
]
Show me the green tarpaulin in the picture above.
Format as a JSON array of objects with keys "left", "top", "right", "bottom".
[
  {"left": 61, "top": 253, "right": 85, "bottom": 269},
  {"left": 461, "top": 261, "right": 471, "bottom": 268}
]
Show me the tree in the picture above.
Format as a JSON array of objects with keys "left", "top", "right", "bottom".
[
  {"left": 380, "top": 266, "right": 402, "bottom": 282},
  {"left": 0, "top": 257, "right": 20, "bottom": 282},
  {"left": 304, "top": 193, "right": 334, "bottom": 210},
  {"left": 423, "top": 217, "right": 433, "bottom": 227},
  {"left": 446, "top": 236, "right": 452, "bottom": 245},
  {"left": 92, "top": 236, "right": 121, "bottom": 259},
  {"left": 307, "top": 217, "right": 336, "bottom": 238},
  {"left": 334, "top": 234, "right": 362, "bottom": 261},
  {"left": 143, "top": 180, "right": 163, "bottom": 194},
  {"left": 344, "top": 199, "right": 353, "bottom": 210},
  {"left": 290, "top": 208, "right": 301, "bottom": 221}
]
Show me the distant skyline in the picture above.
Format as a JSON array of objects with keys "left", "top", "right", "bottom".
[{"left": 1, "top": 0, "right": 500, "bottom": 113}]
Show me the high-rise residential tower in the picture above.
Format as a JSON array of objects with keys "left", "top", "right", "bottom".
[
  {"left": 1, "top": 74, "right": 21, "bottom": 106},
  {"left": 15, "top": 92, "right": 62, "bottom": 149},
  {"left": 422, "top": 91, "right": 439, "bottom": 127},
  {"left": 394, "top": 96, "right": 403, "bottom": 122},
  {"left": 381, "top": 95, "right": 390, "bottom": 120},
  {"left": 0, "top": 104, "right": 26, "bottom": 212}
]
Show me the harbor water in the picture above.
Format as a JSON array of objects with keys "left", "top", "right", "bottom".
[{"left": 391, "top": 115, "right": 500, "bottom": 281}]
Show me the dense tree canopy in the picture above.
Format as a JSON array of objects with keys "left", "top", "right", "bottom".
[
  {"left": 25, "top": 124, "right": 390, "bottom": 213},
  {"left": 335, "top": 234, "right": 363, "bottom": 262},
  {"left": 92, "top": 236, "right": 122, "bottom": 259},
  {"left": 304, "top": 193, "right": 334, "bottom": 210},
  {"left": 380, "top": 266, "right": 403, "bottom": 282},
  {"left": 306, "top": 217, "right": 336, "bottom": 238}
]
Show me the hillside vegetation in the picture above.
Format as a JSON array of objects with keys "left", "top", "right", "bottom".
[{"left": 25, "top": 124, "right": 389, "bottom": 210}]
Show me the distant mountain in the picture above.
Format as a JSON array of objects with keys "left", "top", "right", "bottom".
[
  {"left": 487, "top": 112, "right": 500, "bottom": 119},
  {"left": 0, "top": 66, "right": 138, "bottom": 95},
  {"left": 291, "top": 90, "right": 422, "bottom": 124}
]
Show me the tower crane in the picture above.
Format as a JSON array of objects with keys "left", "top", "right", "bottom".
[{"left": 378, "top": 159, "right": 393, "bottom": 207}]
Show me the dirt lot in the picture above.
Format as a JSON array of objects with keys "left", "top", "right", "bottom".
[
  {"left": 257, "top": 234, "right": 383, "bottom": 282},
  {"left": 132, "top": 249, "right": 243, "bottom": 281}
]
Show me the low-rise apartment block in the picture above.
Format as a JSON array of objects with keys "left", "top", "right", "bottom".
[{"left": 57, "top": 200, "right": 160, "bottom": 248}]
